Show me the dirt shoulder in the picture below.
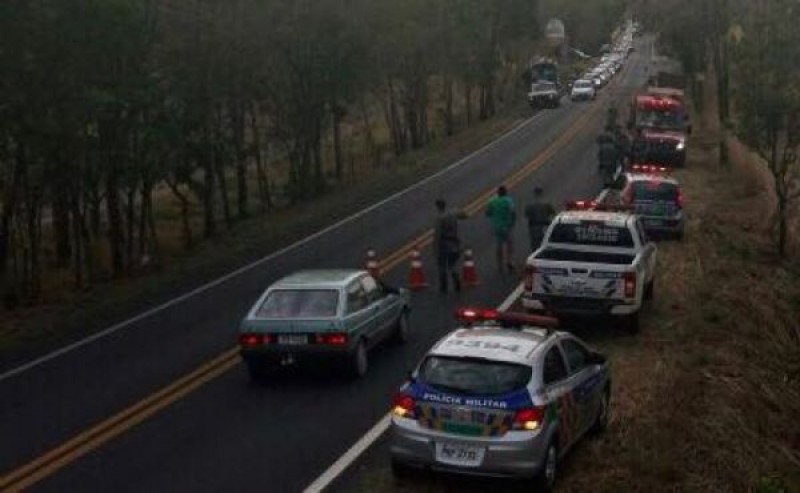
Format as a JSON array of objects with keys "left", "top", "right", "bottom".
[{"left": 557, "top": 127, "right": 800, "bottom": 492}]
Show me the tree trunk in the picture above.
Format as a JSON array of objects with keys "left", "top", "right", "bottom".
[
  {"left": 249, "top": 104, "right": 272, "bottom": 210},
  {"left": 105, "top": 164, "right": 126, "bottom": 278},
  {"left": 465, "top": 84, "right": 473, "bottom": 126},
  {"left": 233, "top": 100, "right": 248, "bottom": 220},
  {"left": 125, "top": 187, "right": 136, "bottom": 271},
  {"left": 444, "top": 76, "right": 454, "bottom": 137},
  {"left": 332, "top": 105, "right": 345, "bottom": 181},
  {"left": 201, "top": 152, "right": 216, "bottom": 238},
  {"left": 52, "top": 186, "right": 72, "bottom": 268},
  {"left": 215, "top": 157, "right": 232, "bottom": 227}
]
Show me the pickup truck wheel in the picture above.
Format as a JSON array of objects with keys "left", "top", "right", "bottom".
[
  {"left": 644, "top": 280, "right": 655, "bottom": 301},
  {"left": 623, "top": 312, "right": 641, "bottom": 334},
  {"left": 393, "top": 312, "right": 410, "bottom": 344},
  {"left": 346, "top": 339, "right": 369, "bottom": 378}
]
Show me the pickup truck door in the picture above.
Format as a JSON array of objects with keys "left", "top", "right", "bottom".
[{"left": 635, "top": 219, "right": 658, "bottom": 282}]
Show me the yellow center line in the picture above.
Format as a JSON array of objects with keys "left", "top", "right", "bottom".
[{"left": 0, "top": 72, "right": 621, "bottom": 491}]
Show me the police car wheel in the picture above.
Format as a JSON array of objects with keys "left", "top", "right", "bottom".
[
  {"left": 347, "top": 339, "right": 368, "bottom": 378},
  {"left": 591, "top": 388, "right": 611, "bottom": 434},
  {"left": 534, "top": 441, "right": 559, "bottom": 491}
]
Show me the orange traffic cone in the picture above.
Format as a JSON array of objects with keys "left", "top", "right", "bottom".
[
  {"left": 365, "top": 249, "right": 380, "bottom": 278},
  {"left": 462, "top": 249, "right": 479, "bottom": 287},
  {"left": 407, "top": 248, "right": 429, "bottom": 290}
]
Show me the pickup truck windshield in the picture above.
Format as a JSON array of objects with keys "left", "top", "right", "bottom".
[
  {"left": 256, "top": 289, "right": 339, "bottom": 318},
  {"left": 549, "top": 222, "right": 634, "bottom": 248},
  {"left": 419, "top": 356, "right": 531, "bottom": 396},
  {"left": 632, "top": 181, "right": 678, "bottom": 202}
]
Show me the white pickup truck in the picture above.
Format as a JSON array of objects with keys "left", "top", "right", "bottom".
[{"left": 521, "top": 203, "right": 657, "bottom": 333}]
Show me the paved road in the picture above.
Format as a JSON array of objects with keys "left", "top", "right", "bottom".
[{"left": 0, "top": 37, "right": 653, "bottom": 493}]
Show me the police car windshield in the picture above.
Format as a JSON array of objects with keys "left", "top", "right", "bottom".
[
  {"left": 256, "top": 289, "right": 339, "bottom": 318},
  {"left": 632, "top": 181, "right": 678, "bottom": 202},
  {"left": 419, "top": 356, "right": 532, "bottom": 396},
  {"left": 549, "top": 222, "right": 634, "bottom": 248}
]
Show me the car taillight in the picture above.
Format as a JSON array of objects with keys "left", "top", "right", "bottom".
[
  {"left": 239, "top": 333, "right": 270, "bottom": 347},
  {"left": 513, "top": 407, "right": 546, "bottom": 431},
  {"left": 524, "top": 264, "right": 537, "bottom": 291},
  {"left": 392, "top": 392, "right": 416, "bottom": 419},
  {"left": 623, "top": 272, "right": 636, "bottom": 298},
  {"left": 315, "top": 333, "right": 349, "bottom": 345}
]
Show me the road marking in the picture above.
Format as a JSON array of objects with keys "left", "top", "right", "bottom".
[
  {"left": 301, "top": 281, "right": 526, "bottom": 493},
  {"left": 0, "top": 349, "right": 240, "bottom": 492},
  {"left": 0, "top": 114, "right": 543, "bottom": 384},
  {"left": 1, "top": 67, "right": 622, "bottom": 490}
]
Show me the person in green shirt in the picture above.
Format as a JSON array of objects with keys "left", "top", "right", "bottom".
[{"left": 485, "top": 185, "right": 517, "bottom": 273}]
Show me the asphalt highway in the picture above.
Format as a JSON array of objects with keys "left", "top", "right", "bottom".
[{"left": 0, "top": 36, "right": 654, "bottom": 493}]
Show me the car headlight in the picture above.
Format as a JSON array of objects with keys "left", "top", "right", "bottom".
[{"left": 676, "top": 141, "right": 685, "bottom": 151}]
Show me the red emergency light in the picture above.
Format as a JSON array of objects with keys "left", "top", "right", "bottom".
[
  {"left": 455, "top": 307, "right": 559, "bottom": 329},
  {"left": 631, "top": 164, "right": 670, "bottom": 174},
  {"left": 637, "top": 95, "right": 681, "bottom": 111},
  {"left": 565, "top": 199, "right": 599, "bottom": 211}
]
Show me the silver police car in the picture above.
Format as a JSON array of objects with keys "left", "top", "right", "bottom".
[{"left": 390, "top": 308, "right": 610, "bottom": 490}]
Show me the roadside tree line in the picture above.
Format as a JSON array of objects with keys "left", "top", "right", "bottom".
[
  {"left": 0, "top": 0, "right": 626, "bottom": 308},
  {"left": 636, "top": 0, "right": 800, "bottom": 256}
]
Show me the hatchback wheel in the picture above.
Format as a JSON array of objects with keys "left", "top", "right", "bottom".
[
  {"left": 393, "top": 312, "right": 410, "bottom": 344},
  {"left": 347, "top": 339, "right": 368, "bottom": 378}
]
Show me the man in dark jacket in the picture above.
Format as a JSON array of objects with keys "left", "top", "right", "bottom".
[
  {"left": 434, "top": 199, "right": 467, "bottom": 293},
  {"left": 524, "top": 187, "right": 556, "bottom": 252}
]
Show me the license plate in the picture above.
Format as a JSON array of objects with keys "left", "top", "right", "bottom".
[
  {"left": 278, "top": 334, "right": 308, "bottom": 345},
  {"left": 434, "top": 442, "right": 485, "bottom": 467}
]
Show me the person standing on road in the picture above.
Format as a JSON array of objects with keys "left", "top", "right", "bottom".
[
  {"left": 524, "top": 187, "right": 556, "bottom": 252},
  {"left": 433, "top": 199, "right": 467, "bottom": 293},
  {"left": 485, "top": 185, "right": 517, "bottom": 273}
]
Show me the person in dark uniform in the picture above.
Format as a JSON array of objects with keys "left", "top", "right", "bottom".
[
  {"left": 433, "top": 199, "right": 467, "bottom": 293},
  {"left": 524, "top": 187, "right": 556, "bottom": 252}
]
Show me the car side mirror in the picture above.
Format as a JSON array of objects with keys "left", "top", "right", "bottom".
[{"left": 587, "top": 351, "right": 607, "bottom": 366}]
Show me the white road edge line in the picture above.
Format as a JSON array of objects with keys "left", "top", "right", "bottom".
[
  {"left": 0, "top": 114, "right": 544, "bottom": 383},
  {"left": 301, "top": 282, "right": 525, "bottom": 493}
]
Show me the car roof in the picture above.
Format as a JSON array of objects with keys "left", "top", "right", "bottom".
[
  {"left": 271, "top": 269, "right": 364, "bottom": 288},
  {"left": 429, "top": 327, "right": 552, "bottom": 366},
  {"left": 556, "top": 210, "right": 633, "bottom": 227}
]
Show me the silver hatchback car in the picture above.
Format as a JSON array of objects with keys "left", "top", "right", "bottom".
[{"left": 390, "top": 308, "right": 611, "bottom": 490}]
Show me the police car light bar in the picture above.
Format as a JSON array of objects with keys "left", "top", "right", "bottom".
[
  {"left": 565, "top": 200, "right": 598, "bottom": 211},
  {"left": 455, "top": 307, "right": 559, "bottom": 329},
  {"left": 631, "top": 164, "right": 669, "bottom": 174}
]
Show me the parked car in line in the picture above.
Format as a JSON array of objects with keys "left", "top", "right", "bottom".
[
  {"left": 390, "top": 308, "right": 611, "bottom": 491},
  {"left": 570, "top": 79, "right": 596, "bottom": 101}
]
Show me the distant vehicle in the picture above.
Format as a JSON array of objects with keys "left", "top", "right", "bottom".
[
  {"left": 238, "top": 269, "right": 411, "bottom": 380},
  {"left": 390, "top": 308, "right": 611, "bottom": 490},
  {"left": 628, "top": 91, "right": 690, "bottom": 167},
  {"left": 570, "top": 79, "right": 596, "bottom": 101},
  {"left": 610, "top": 165, "right": 686, "bottom": 240},
  {"left": 530, "top": 59, "right": 560, "bottom": 86},
  {"left": 528, "top": 80, "right": 561, "bottom": 109},
  {"left": 521, "top": 202, "right": 658, "bottom": 333}
]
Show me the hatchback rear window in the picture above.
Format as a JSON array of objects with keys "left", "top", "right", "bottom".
[
  {"left": 418, "top": 356, "right": 532, "bottom": 396},
  {"left": 548, "top": 222, "right": 634, "bottom": 248},
  {"left": 256, "top": 289, "right": 339, "bottom": 318},
  {"left": 632, "top": 181, "right": 679, "bottom": 202}
]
